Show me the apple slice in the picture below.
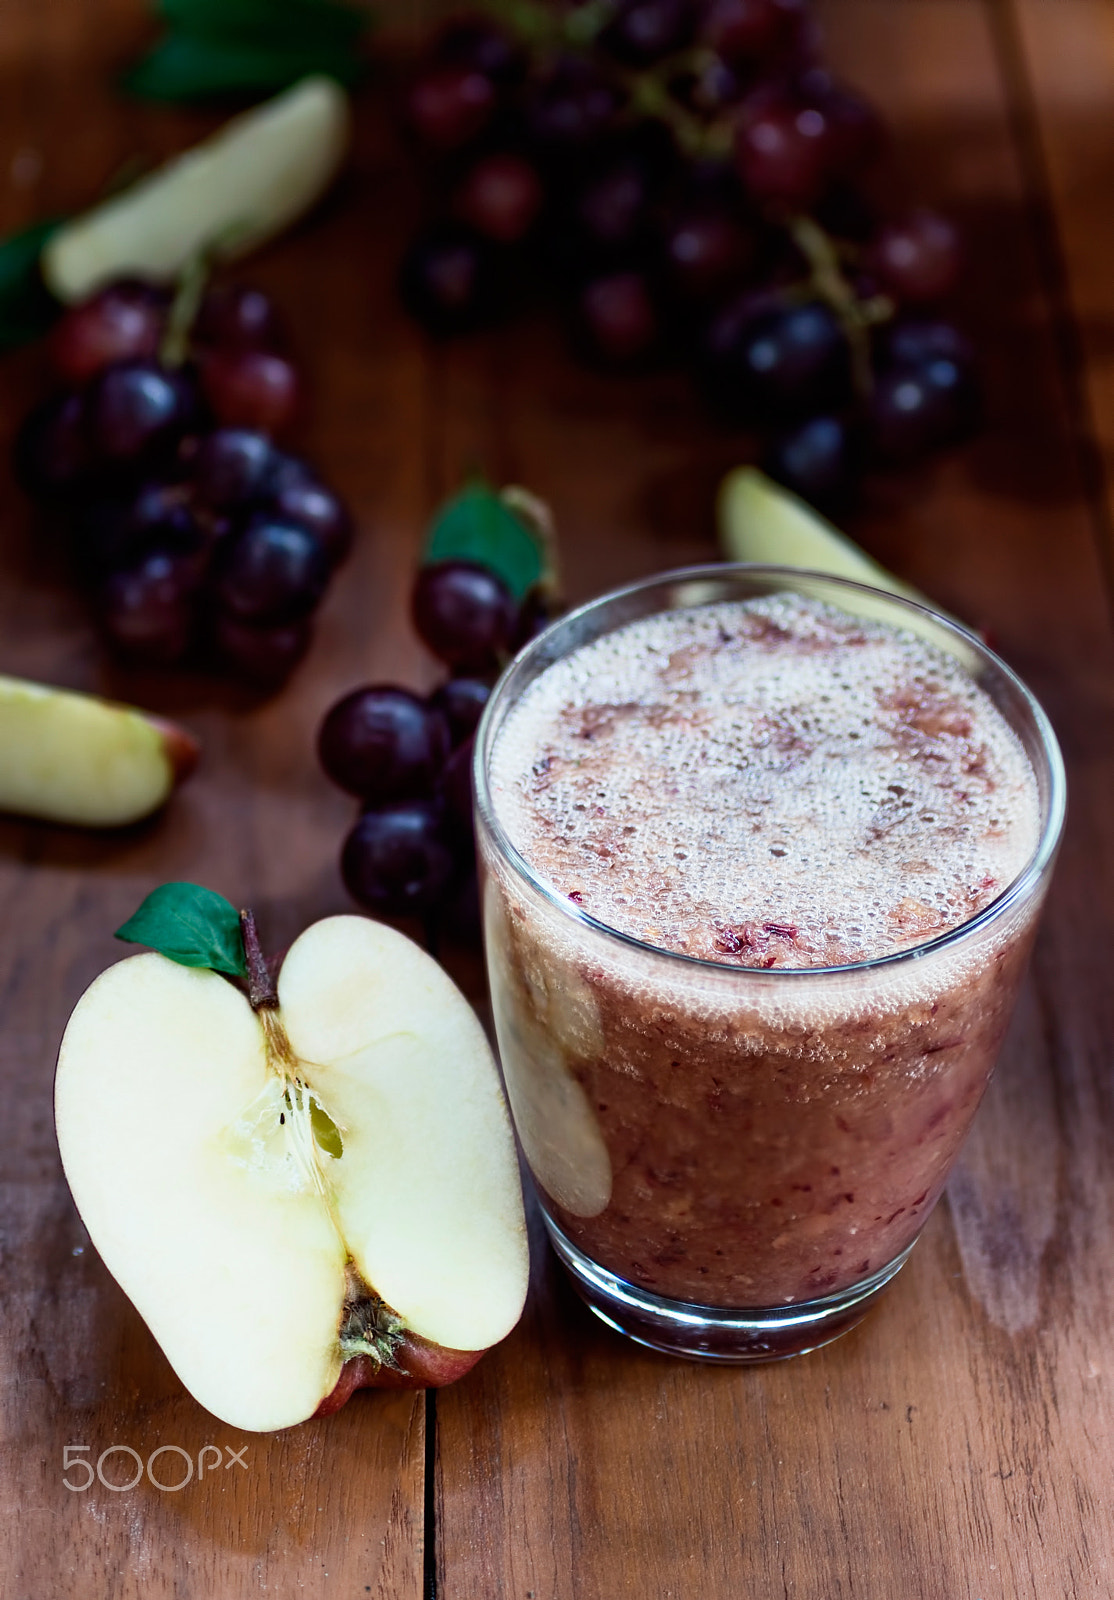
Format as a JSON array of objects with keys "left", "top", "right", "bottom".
[
  {"left": 54, "top": 886, "right": 528, "bottom": 1431},
  {"left": 718, "top": 467, "right": 930, "bottom": 600},
  {"left": 42, "top": 76, "right": 350, "bottom": 304},
  {"left": 717, "top": 467, "right": 967, "bottom": 639},
  {"left": 0, "top": 673, "right": 198, "bottom": 827}
]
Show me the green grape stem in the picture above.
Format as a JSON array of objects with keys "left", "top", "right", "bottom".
[{"left": 788, "top": 214, "right": 894, "bottom": 399}]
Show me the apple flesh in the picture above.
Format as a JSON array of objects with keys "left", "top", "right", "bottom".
[
  {"left": 43, "top": 76, "right": 350, "bottom": 303},
  {"left": 0, "top": 673, "right": 198, "bottom": 826},
  {"left": 54, "top": 915, "right": 529, "bottom": 1431}
]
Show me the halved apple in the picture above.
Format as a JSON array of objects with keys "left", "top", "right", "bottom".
[{"left": 54, "top": 903, "right": 529, "bottom": 1432}]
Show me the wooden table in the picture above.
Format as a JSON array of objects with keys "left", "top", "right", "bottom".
[{"left": 2, "top": 1, "right": 1114, "bottom": 1593}]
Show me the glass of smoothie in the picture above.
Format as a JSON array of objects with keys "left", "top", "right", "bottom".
[{"left": 475, "top": 566, "right": 1065, "bottom": 1361}]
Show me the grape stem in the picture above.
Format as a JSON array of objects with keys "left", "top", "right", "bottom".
[
  {"left": 479, "top": 0, "right": 733, "bottom": 158},
  {"left": 788, "top": 214, "right": 894, "bottom": 399},
  {"left": 159, "top": 250, "right": 210, "bottom": 369}
]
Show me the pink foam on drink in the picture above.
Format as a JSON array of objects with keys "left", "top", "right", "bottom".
[{"left": 489, "top": 593, "right": 1040, "bottom": 968}]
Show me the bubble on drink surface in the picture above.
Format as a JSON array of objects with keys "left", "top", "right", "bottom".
[{"left": 488, "top": 593, "right": 1041, "bottom": 971}]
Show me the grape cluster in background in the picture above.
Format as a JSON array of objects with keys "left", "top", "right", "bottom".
[
  {"left": 318, "top": 484, "right": 554, "bottom": 926},
  {"left": 13, "top": 278, "right": 353, "bottom": 688},
  {"left": 399, "top": 0, "right": 978, "bottom": 510}
]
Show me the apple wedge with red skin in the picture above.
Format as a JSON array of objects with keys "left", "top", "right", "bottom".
[{"left": 55, "top": 897, "right": 529, "bottom": 1431}]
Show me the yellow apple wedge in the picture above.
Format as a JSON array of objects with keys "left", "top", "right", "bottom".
[
  {"left": 54, "top": 905, "right": 529, "bottom": 1432},
  {"left": 42, "top": 76, "right": 350, "bottom": 304},
  {"left": 718, "top": 467, "right": 930, "bottom": 601},
  {"left": 717, "top": 467, "right": 968, "bottom": 641},
  {"left": 0, "top": 674, "right": 198, "bottom": 826}
]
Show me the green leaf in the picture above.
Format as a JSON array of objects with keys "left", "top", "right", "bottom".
[
  {"left": 158, "top": 0, "right": 367, "bottom": 50},
  {"left": 424, "top": 483, "right": 545, "bottom": 600},
  {"left": 123, "top": 33, "right": 363, "bottom": 100},
  {"left": 310, "top": 1098, "right": 344, "bottom": 1159},
  {"left": 0, "top": 219, "right": 63, "bottom": 351},
  {"left": 114, "top": 882, "right": 248, "bottom": 978}
]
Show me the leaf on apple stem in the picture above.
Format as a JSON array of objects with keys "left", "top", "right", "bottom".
[{"left": 114, "top": 882, "right": 248, "bottom": 978}]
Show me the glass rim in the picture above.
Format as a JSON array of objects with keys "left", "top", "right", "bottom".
[{"left": 474, "top": 562, "right": 1067, "bottom": 982}]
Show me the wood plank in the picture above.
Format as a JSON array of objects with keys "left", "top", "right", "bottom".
[
  {"left": 1004, "top": 0, "right": 1114, "bottom": 564},
  {"left": 0, "top": 5, "right": 428, "bottom": 1595},
  {"left": 434, "top": 3, "right": 1114, "bottom": 1596}
]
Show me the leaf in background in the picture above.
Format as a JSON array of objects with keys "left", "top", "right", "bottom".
[
  {"left": 0, "top": 219, "right": 62, "bottom": 351},
  {"left": 125, "top": 0, "right": 369, "bottom": 102},
  {"left": 124, "top": 34, "right": 363, "bottom": 100},
  {"left": 159, "top": 0, "right": 367, "bottom": 50},
  {"left": 424, "top": 483, "right": 545, "bottom": 599},
  {"left": 114, "top": 882, "right": 248, "bottom": 978}
]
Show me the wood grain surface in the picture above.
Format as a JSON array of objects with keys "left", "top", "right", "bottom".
[{"left": 2, "top": 1, "right": 1113, "bottom": 1596}]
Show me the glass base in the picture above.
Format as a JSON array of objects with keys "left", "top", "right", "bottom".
[{"left": 543, "top": 1213, "right": 917, "bottom": 1363}]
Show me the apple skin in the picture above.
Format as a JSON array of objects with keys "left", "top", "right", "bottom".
[
  {"left": 315, "top": 1338, "right": 484, "bottom": 1414},
  {"left": 151, "top": 716, "right": 201, "bottom": 785}
]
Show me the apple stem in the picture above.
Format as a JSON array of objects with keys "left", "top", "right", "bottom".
[{"left": 240, "top": 910, "right": 278, "bottom": 1011}]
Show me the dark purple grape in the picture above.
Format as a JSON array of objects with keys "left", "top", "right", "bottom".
[
  {"left": 702, "top": 0, "right": 801, "bottom": 63},
  {"left": 439, "top": 736, "right": 477, "bottom": 848},
  {"left": 734, "top": 93, "right": 835, "bottom": 208},
  {"left": 265, "top": 451, "right": 318, "bottom": 497},
  {"left": 602, "top": 0, "right": 696, "bottom": 64},
  {"left": 192, "top": 428, "right": 278, "bottom": 508},
  {"left": 49, "top": 281, "right": 165, "bottom": 385},
  {"left": 194, "top": 284, "right": 285, "bottom": 353},
  {"left": 869, "top": 358, "right": 978, "bottom": 463},
  {"left": 429, "top": 677, "right": 491, "bottom": 747},
  {"left": 269, "top": 479, "right": 354, "bottom": 567},
  {"left": 408, "top": 64, "right": 496, "bottom": 149},
  {"left": 664, "top": 210, "right": 752, "bottom": 300},
  {"left": 215, "top": 519, "right": 329, "bottom": 624},
  {"left": 868, "top": 211, "right": 961, "bottom": 304},
  {"left": 510, "top": 588, "right": 553, "bottom": 650},
  {"left": 455, "top": 153, "right": 543, "bottom": 243},
  {"left": 798, "top": 72, "right": 883, "bottom": 177},
  {"left": 212, "top": 613, "right": 313, "bottom": 686},
  {"left": 99, "top": 551, "right": 197, "bottom": 663},
  {"left": 318, "top": 686, "right": 450, "bottom": 801},
  {"left": 764, "top": 415, "right": 859, "bottom": 510},
  {"left": 12, "top": 391, "right": 92, "bottom": 499},
  {"left": 70, "top": 480, "right": 202, "bottom": 580},
  {"left": 341, "top": 802, "right": 457, "bottom": 917},
  {"left": 201, "top": 349, "right": 300, "bottom": 435},
  {"left": 703, "top": 299, "right": 851, "bottom": 420},
  {"left": 524, "top": 58, "right": 622, "bottom": 153},
  {"left": 581, "top": 271, "right": 658, "bottom": 361},
  {"left": 577, "top": 161, "right": 652, "bottom": 251},
  {"left": 86, "top": 360, "right": 196, "bottom": 465},
  {"left": 431, "top": 16, "right": 525, "bottom": 85},
  {"left": 399, "top": 224, "right": 503, "bottom": 336},
  {"left": 412, "top": 560, "right": 517, "bottom": 671},
  {"left": 881, "top": 319, "right": 974, "bottom": 372}
]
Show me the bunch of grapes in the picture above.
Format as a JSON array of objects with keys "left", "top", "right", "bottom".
[
  {"left": 13, "top": 279, "right": 353, "bottom": 687},
  {"left": 319, "top": 551, "right": 547, "bottom": 924},
  {"left": 398, "top": 0, "right": 978, "bottom": 510}
]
